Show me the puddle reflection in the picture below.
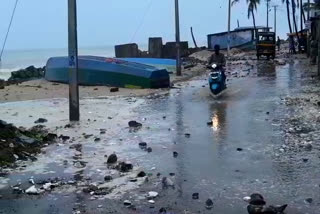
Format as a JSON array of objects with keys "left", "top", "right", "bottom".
[{"left": 209, "top": 102, "right": 227, "bottom": 139}]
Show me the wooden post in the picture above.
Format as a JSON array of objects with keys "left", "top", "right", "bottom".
[{"left": 68, "top": 0, "right": 80, "bottom": 121}]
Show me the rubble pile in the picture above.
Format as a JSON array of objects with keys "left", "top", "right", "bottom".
[
  {"left": 280, "top": 85, "right": 320, "bottom": 152},
  {"left": 9, "top": 66, "right": 45, "bottom": 82},
  {"left": 0, "top": 120, "right": 57, "bottom": 166}
]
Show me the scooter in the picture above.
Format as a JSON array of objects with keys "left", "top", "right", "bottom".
[{"left": 208, "top": 64, "right": 227, "bottom": 96}]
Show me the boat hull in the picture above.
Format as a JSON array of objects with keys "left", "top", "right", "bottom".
[{"left": 45, "top": 56, "right": 170, "bottom": 89}]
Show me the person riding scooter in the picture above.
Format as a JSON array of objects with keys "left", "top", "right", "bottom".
[{"left": 209, "top": 44, "right": 226, "bottom": 84}]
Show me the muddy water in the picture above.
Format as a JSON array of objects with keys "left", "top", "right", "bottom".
[{"left": 0, "top": 62, "right": 319, "bottom": 214}]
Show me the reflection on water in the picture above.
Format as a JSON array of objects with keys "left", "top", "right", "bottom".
[
  {"left": 209, "top": 102, "right": 227, "bottom": 140},
  {"left": 257, "top": 62, "right": 276, "bottom": 77},
  {"left": 211, "top": 114, "right": 219, "bottom": 131}
]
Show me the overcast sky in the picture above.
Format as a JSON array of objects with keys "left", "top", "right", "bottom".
[{"left": 0, "top": 0, "right": 300, "bottom": 50}]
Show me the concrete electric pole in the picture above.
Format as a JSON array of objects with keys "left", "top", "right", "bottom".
[
  {"left": 266, "top": 0, "right": 271, "bottom": 30},
  {"left": 300, "top": 0, "right": 303, "bottom": 32},
  {"left": 68, "top": 0, "right": 80, "bottom": 121},
  {"left": 175, "top": 0, "right": 181, "bottom": 76},
  {"left": 273, "top": 6, "right": 278, "bottom": 37},
  {"left": 227, "top": 0, "right": 231, "bottom": 56},
  {"left": 307, "top": 0, "right": 310, "bottom": 20}
]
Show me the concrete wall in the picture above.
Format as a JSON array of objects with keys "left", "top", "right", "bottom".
[
  {"left": 162, "top": 41, "right": 189, "bottom": 59},
  {"left": 115, "top": 43, "right": 140, "bottom": 58},
  {"left": 148, "top": 38, "right": 163, "bottom": 58}
]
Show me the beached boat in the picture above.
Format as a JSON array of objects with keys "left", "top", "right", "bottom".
[
  {"left": 119, "top": 58, "right": 176, "bottom": 72},
  {"left": 45, "top": 56, "right": 170, "bottom": 89}
]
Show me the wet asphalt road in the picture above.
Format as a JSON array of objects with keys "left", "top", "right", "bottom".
[{"left": 1, "top": 62, "right": 320, "bottom": 214}]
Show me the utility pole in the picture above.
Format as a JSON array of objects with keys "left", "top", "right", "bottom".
[
  {"left": 273, "top": 6, "right": 278, "bottom": 37},
  {"left": 266, "top": 0, "right": 270, "bottom": 29},
  {"left": 307, "top": 0, "right": 310, "bottom": 20},
  {"left": 227, "top": 0, "right": 231, "bottom": 56},
  {"left": 68, "top": 0, "right": 80, "bottom": 121},
  {"left": 175, "top": 0, "right": 181, "bottom": 76},
  {"left": 300, "top": 0, "right": 303, "bottom": 32}
]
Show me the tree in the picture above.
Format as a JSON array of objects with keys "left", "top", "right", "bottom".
[
  {"left": 282, "top": 0, "right": 293, "bottom": 34},
  {"left": 291, "top": 0, "right": 301, "bottom": 52}
]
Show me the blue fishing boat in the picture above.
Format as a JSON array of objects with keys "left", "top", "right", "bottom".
[
  {"left": 45, "top": 56, "right": 170, "bottom": 89},
  {"left": 119, "top": 58, "right": 176, "bottom": 72}
]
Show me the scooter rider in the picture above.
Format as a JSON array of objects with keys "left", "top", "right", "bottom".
[{"left": 209, "top": 44, "right": 226, "bottom": 83}]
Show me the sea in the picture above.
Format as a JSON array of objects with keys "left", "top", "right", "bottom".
[{"left": 0, "top": 45, "right": 128, "bottom": 80}]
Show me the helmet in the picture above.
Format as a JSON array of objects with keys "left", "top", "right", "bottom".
[{"left": 214, "top": 45, "right": 220, "bottom": 51}]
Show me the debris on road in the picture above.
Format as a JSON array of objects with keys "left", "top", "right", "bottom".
[
  {"left": 25, "top": 185, "right": 41, "bottom": 195},
  {"left": 107, "top": 154, "right": 118, "bottom": 164}
]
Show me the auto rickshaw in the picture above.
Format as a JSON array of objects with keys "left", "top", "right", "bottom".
[{"left": 256, "top": 32, "right": 276, "bottom": 60}]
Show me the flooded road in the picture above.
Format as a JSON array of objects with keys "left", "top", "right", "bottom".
[{"left": 1, "top": 62, "right": 319, "bottom": 214}]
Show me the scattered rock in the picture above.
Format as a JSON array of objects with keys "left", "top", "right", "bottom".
[
  {"left": 192, "top": 193, "right": 199, "bottom": 200},
  {"left": 25, "top": 185, "right": 41, "bottom": 195},
  {"left": 137, "top": 171, "right": 146, "bottom": 177},
  {"left": 74, "top": 161, "right": 86, "bottom": 168},
  {"left": 305, "top": 198, "right": 313, "bottom": 204},
  {"left": 123, "top": 200, "right": 132, "bottom": 206},
  {"left": 43, "top": 183, "right": 53, "bottom": 191},
  {"left": 159, "top": 208, "right": 167, "bottom": 213},
  {"left": 94, "top": 138, "right": 101, "bottom": 142},
  {"left": 148, "top": 200, "right": 155, "bottom": 204},
  {"left": 162, "top": 177, "right": 174, "bottom": 189},
  {"left": 147, "top": 191, "right": 159, "bottom": 199},
  {"left": 173, "top": 151, "right": 178, "bottom": 158},
  {"left": 237, "top": 148, "right": 243, "bottom": 152},
  {"left": 128, "top": 121, "right": 142, "bottom": 128},
  {"left": 139, "top": 142, "right": 147, "bottom": 149},
  {"left": 59, "top": 135, "right": 70, "bottom": 141},
  {"left": 205, "top": 199, "right": 214, "bottom": 209},
  {"left": 110, "top": 87, "right": 119, "bottom": 93},
  {"left": 185, "top": 133, "right": 191, "bottom": 138},
  {"left": 147, "top": 147, "right": 152, "bottom": 153},
  {"left": 207, "top": 121, "right": 213, "bottom": 126},
  {"left": 69, "top": 143, "right": 82, "bottom": 151},
  {"left": 34, "top": 118, "right": 48, "bottom": 124},
  {"left": 104, "top": 175, "right": 113, "bottom": 182},
  {"left": 169, "top": 173, "right": 175, "bottom": 176},
  {"left": 82, "top": 184, "right": 98, "bottom": 194},
  {"left": 117, "top": 162, "right": 133, "bottom": 172},
  {"left": 129, "top": 178, "right": 138, "bottom": 182},
  {"left": 107, "top": 154, "right": 117, "bottom": 164},
  {"left": 303, "top": 158, "right": 309, "bottom": 163}
]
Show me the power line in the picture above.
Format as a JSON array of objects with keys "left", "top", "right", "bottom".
[
  {"left": 130, "top": 0, "right": 154, "bottom": 43},
  {"left": 0, "top": 0, "right": 19, "bottom": 61}
]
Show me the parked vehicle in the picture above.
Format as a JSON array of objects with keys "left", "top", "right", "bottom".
[{"left": 256, "top": 32, "right": 276, "bottom": 60}]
